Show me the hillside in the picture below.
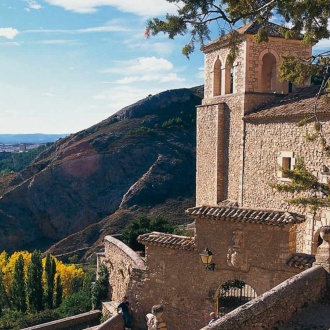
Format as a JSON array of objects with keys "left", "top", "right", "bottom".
[{"left": 0, "top": 86, "right": 203, "bottom": 256}]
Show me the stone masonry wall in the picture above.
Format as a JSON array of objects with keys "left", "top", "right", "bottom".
[
  {"left": 198, "top": 92, "right": 279, "bottom": 205},
  {"left": 244, "top": 35, "right": 312, "bottom": 93},
  {"left": 243, "top": 118, "right": 330, "bottom": 253},
  {"left": 196, "top": 103, "right": 226, "bottom": 205},
  {"left": 200, "top": 265, "right": 329, "bottom": 330},
  {"left": 128, "top": 220, "right": 300, "bottom": 330},
  {"left": 102, "top": 236, "right": 146, "bottom": 317},
  {"left": 203, "top": 40, "right": 246, "bottom": 99}
]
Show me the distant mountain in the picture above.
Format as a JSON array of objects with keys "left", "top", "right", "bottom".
[
  {"left": 0, "top": 86, "right": 203, "bottom": 258},
  {"left": 0, "top": 134, "right": 68, "bottom": 144}
]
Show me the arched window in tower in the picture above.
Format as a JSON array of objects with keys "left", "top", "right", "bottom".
[
  {"left": 213, "top": 58, "right": 222, "bottom": 96},
  {"left": 261, "top": 53, "right": 277, "bottom": 92},
  {"left": 225, "top": 65, "right": 234, "bottom": 94}
]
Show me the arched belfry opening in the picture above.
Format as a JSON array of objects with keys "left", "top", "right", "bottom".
[
  {"left": 217, "top": 279, "right": 258, "bottom": 316},
  {"left": 224, "top": 58, "right": 234, "bottom": 94},
  {"left": 261, "top": 53, "right": 277, "bottom": 92},
  {"left": 213, "top": 58, "right": 222, "bottom": 96}
]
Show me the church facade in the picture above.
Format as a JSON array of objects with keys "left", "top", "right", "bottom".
[{"left": 99, "top": 21, "right": 330, "bottom": 330}]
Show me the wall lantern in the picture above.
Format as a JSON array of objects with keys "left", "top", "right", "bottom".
[{"left": 199, "top": 247, "right": 215, "bottom": 271}]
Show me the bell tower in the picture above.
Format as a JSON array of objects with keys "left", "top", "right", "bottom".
[{"left": 196, "top": 21, "right": 312, "bottom": 206}]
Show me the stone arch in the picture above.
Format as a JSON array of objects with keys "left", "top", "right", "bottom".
[
  {"left": 258, "top": 49, "right": 280, "bottom": 93},
  {"left": 216, "top": 279, "right": 258, "bottom": 316},
  {"left": 224, "top": 55, "right": 235, "bottom": 94},
  {"left": 213, "top": 57, "right": 223, "bottom": 96},
  {"left": 311, "top": 227, "right": 324, "bottom": 255}
]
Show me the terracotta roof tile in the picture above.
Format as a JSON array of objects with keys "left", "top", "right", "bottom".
[
  {"left": 287, "top": 253, "right": 315, "bottom": 269},
  {"left": 244, "top": 86, "right": 330, "bottom": 121},
  {"left": 185, "top": 205, "right": 305, "bottom": 226},
  {"left": 202, "top": 21, "right": 302, "bottom": 52},
  {"left": 137, "top": 232, "right": 196, "bottom": 251}
]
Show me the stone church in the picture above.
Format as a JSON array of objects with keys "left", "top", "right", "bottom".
[{"left": 98, "top": 21, "right": 330, "bottom": 330}]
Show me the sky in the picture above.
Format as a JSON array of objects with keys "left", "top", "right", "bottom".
[
  {"left": 0, "top": 1, "right": 329, "bottom": 134},
  {"left": 0, "top": 0, "right": 205, "bottom": 134}
]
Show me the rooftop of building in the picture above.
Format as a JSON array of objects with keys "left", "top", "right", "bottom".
[
  {"left": 202, "top": 20, "right": 303, "bottom": 52},
  {"left": 244, "top": 86, "right": 330, "bottom": 121},
  {"left": 185, "top": 205, "right": 305, "bottom": 226},
  {"left": 137, "top": 232, "right": 196, "bottom": 250}
]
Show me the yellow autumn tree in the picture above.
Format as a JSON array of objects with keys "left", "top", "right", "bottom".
[
  {"left": 0, "top": 250, "right": 84, "bottom": 300},
  {"left": 53, "top": 259, "right": 84, "bottom": 297},
  {"left": 2, "top": 251, "right": 31, "bottom": 296}
]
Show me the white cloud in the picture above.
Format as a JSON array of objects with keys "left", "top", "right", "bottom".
[
  {"left": 24, "top": 25, "right": 129, "bottom": 34},
  {"left": 24, "top": 0, "right": 42, "bottom": 10},
  {"left": 314, "top": 38, "right": 330, "bottom": 52},
  {"left": 0, "top": 41, "right": 21, "bottom": 46},
  {"left": 37, "top": 39, "right": 76, "bottom": 45},
  {"left": 102, "top": 56, "right": 185, "bottom": 85},
  {"left": 45, "top": 0, "right": 180, "bottom": 16},
  {"left": 42, "top": 92, "right": 54, "bottom": 97},
  {"left": 115, "top": 73, "right": 184, "bottom": 84},
  {"left": 103, "top": 56, "right": 173, "bottom": 74},
  {"left": 0, "top": 28, "right": 19, "bottom": 39}
]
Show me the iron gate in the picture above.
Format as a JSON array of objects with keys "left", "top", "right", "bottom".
[{"left": 217, "top": 280, "right": 257, "bottom": 316}]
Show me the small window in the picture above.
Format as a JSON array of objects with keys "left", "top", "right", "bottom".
[{"left": 277, "top": 151, "right": 295, "bottom": 181}]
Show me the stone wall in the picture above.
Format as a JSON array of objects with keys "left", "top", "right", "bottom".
[
  {"left": 245, "top": 35, "right": 311, "bottom": 93},
  {"left": 97, "top": 313, "right": 124, "bottom": 330},
  {"left": 200, "top": 265, "right": 329, "bottom": 330},
  {"left": 128, "top": 219, "right": 300, "bottom": 330},
  {"left": 197, "top": 92, "right": 279, "bottom": 205},
  {"left": 243, "top": 118, "right": 330, "bottom": 253},
  {"left": 100, "top": 235, "right": 146, "bottom": 325},
  {"left": 203, "top": 34, "right": 311, "bottom": 98},
  {"left": 194, "top": 217, "right": 299, "bottom": 295},
  {"left": 21, "top": 311, "right": 101, "bottom": 330},
  {"left": 196, "top": 103, "right": 226, "bottom": 205}
]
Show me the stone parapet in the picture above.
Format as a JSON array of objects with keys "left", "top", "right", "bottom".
[
  {"left": 21, "top": 310, "right": 101, "bottom": 330},
  {"left": 200, "top": 266, "right": 328, "bottom": 330}
]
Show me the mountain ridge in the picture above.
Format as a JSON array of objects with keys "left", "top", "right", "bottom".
[{"left": 0, "top": 86, "right": 203, "bottom": 257}]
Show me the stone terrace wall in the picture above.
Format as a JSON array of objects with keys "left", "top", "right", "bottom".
[
  {"left": 21, "top": 311, "right": 101, "bottom": 330},
  {"left": 200, "top": 265, "right": 329, "bottom": 330},
  {"left": 97, "top": 313, "right": 124, "bottom": 330},
  {"left": 101, "top": 236, "right": 146, "bottom": 309}
]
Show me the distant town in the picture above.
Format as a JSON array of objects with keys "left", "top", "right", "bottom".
[
  {"left": 0, "top": 134, "right": 68, "bottom": 152},
  {"left": 0, "top": 143, "right": 46, "bottom": 153}
]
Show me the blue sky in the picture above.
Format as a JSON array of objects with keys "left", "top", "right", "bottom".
[
  {"left": 0, "top": 0, "right": 204, "bottom": 134},
  {"left": 1, "top": 1, "right": 329, "bottom": 134}
]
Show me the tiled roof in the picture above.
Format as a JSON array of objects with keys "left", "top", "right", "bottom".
[
  {"left": 202, "top": 21, "right": 301, "bottom": 52},
  {"left": 244, "top": 86, "right": 330, "bottom": 121},
  {"left": 185, "top": 205, "right": 305, "bottom": 226},
  {"left": 137, "top": 232, "right": 196, "bottom": 251},
  {"left": 287, "top": 253, "right": 315, "bottom": 269},
  {"left": 237, "top": 21, "right": 299, "bottom": 39}
]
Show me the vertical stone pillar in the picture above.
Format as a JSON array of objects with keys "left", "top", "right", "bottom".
[
  {"left": 314, "top": 226, "right": 330, "bottom": 273},
  {"left": 196, "top": 103, "right": 227, "bottom": 205}
]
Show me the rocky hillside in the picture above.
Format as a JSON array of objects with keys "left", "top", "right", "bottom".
[{"left": 0, "top": 86, "right": 203, "bottom": 256}]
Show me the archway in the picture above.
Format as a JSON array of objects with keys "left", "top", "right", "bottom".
[
  {"left": 311, "top": 227, "right": 324, "bottom": 255},
  {"left": 261, "top": 53, "right": 277, "bottom": 92},
  {"left": 213, "top": 58, "right": 222, "bottom": 96},
  {"left": 217, "top": 279, "right": 257, "bottom": 316}
]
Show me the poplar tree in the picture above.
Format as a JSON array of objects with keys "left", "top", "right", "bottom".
[
  {"left": 44, "top": 253, "right": 56, "bottom": 309},
  {"left": 54, "top": 275, "right": 63, "bottom": 308},
  {"left": 26, "top": 250, "right": 43, "bottom": 312},
  {"left": 10, "top": 254, "right": 26, "bottom": 312}
]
